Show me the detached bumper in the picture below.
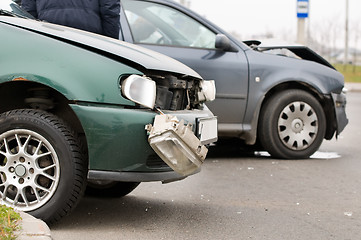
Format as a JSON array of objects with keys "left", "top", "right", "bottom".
[
  {"left": 331, "top": 91, "right": 348, "bottom": 135},
  {"left": 146, "top": 114, "right": 217, "bottom": 176}
]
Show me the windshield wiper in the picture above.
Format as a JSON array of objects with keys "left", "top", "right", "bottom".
[
  {"left": 0, "top": 9, "right": 18, "bottom": 17},
  {"left": 0, "top": 7, "right": 33, "bottom": 19},
  {"left": 0, "top": 9, "right": 29, "bottom": 18}
]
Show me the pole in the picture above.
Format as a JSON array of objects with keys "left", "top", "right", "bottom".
[
  {"left": 296, "top": 0, "right": 309, "bottom": 45},
  {"left": 344, "top": 0, "right": 349, "bottom": 65},
  {"left": 297, "top": 18, "right": 306, "bottom": 44}
]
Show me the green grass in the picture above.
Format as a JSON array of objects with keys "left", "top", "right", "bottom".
[
  {"left": 334, "top": 64, "right": 361, "bottom": 82},
  {"left": 0, "top": 205, "right": 21, "bottom": 240}
]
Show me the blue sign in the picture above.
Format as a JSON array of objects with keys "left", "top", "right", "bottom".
[{"left": 297, "top": 0, "right": 309, "bottom": 18}]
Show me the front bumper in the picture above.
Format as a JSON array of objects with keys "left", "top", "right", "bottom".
[
  {"left": 72, "top": 103, "right": 216, "bottom": 182},
  {"left": 331, "top": 91, "right": 348, "bottom": 135}
]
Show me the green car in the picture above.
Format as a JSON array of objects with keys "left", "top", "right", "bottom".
[{"left": 0, "top": 4, "right": 217, "bottom": 224}]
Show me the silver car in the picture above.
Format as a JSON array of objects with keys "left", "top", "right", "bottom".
[{"left": 119, "top": 0, "right": 348, "bottom": 159}]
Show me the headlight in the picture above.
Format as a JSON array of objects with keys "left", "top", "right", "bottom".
[
  {"left": 198, "top": 80, "right": 216, "bottom": 102},
  {"left": 146, "top": 115, "right": 208, "bottom": 176},
  {"left": 121, "top": 75, "right": 156, "bottom": 109}
]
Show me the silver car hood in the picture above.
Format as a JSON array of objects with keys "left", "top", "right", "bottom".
[{"left": 0, "top": 16, "right": 201, "bottom": 79}]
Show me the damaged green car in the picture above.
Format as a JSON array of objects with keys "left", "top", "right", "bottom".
[{"left": 0, "top": 3, "right": 217, "bottom": 224}]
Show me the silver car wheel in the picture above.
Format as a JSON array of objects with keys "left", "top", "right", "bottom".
[
  {"left": 278, "top": 101, "right": 318, "bottom": 150},
  {"left": 0, "top": 129, "right": 60, "bottom": 212}
]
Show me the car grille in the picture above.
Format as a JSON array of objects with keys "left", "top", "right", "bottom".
[{"left": 152, "top": 74, "right": 199, "bottom": 111}]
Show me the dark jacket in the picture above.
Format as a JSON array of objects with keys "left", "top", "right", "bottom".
[{"left": 21, "top": 0, "right": 120, "bottom": 39}]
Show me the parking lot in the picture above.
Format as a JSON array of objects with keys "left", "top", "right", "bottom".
[{"left": 51, "top": 92, "right": 361, "bottom": 240}]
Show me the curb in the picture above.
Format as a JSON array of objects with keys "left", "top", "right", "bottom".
[{"left": 16, "top": 212, "right": 52, "bottom": 240}]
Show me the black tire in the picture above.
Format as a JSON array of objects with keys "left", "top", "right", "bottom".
[
  {"left": 86, "top": 180, "right": 140, "bottom": 197},
  {"left": 258, "top": 89, "right": 326, "bottom": 159},
  {"left": 0, "top": 109, "right": 87, "bottom": 224}
]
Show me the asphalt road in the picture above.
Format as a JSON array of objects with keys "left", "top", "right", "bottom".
[{"left": 51, "top": 92, "right": 361, "bottom": 240}]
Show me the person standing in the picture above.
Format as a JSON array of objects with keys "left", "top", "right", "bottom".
[{"left": 21, "top": 0, "right": 120, "bottom": 39}]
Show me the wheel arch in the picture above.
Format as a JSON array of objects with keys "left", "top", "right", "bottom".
[
  {"left": 0, "top": 80, "right": 89, "bottom": 159},
  {"left": 257, "top": 81, "right": 337, "bottom": 141}
]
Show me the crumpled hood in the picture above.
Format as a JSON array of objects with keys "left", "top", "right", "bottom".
[
  {"left": 258, "top": 45, "right": 335, "bottom": 70},
  {"left": 0, "top": 16, "right": 202, "bottom": 79},
  {"left": 243, "top": 40, "right": 335, "bottom": 70}
]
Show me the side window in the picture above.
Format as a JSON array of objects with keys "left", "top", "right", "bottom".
[{"left": 122, "top": 0, "right": 216, "bottom": 49}]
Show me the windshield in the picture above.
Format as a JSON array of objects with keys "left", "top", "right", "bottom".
[
  {"left": 0, "top": 0, "right": 34, "bottom": 19},
  {"left": 122, "top": 0, "right": 216, "bottom": 49}
]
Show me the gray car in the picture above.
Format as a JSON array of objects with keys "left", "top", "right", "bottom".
[{"left": 119, "top": 0, "right": 348, "bottom": 159}]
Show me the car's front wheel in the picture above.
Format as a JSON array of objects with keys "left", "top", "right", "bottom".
[
  {"left": 258, "top": 89, "right": 326, "bottom": 159},
  {"left": 0, "top": 109, "right": 87, "bottom": 224}
]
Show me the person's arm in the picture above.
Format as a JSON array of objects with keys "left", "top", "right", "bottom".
[
  {"left": 21, "top": 0, "right": 38, "bottom": 18},
  {"left": 99, "top": 0, "right": 120, "bottom": 39}
]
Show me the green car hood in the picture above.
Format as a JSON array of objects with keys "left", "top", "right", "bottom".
[{"left": 0, "top": 16, "right": 201, "bottom": 79}]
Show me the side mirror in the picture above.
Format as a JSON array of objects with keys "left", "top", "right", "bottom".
[{"left": 215, "top": 34, "right": 237, "bottom": 52}]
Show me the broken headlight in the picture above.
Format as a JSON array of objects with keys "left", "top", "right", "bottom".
[{"left": 146, "top": 114, "right": 208, "bottom": 176}]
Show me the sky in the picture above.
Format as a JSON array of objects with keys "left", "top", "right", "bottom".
[{"left": 175, "top": 0, "right": 361, "bottom": 48}]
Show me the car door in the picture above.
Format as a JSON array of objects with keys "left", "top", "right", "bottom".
[{"left": 120, "top": 0, "right": 249, "bottom": 128}]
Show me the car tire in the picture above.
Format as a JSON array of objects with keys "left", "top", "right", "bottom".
[
  {"left": 86, "top": 181, "right": 140, "bottom": 197},
  {"left": 0, "top": 109, "right": 87, "bottom": 224},
  {"left": 258, "top": 89, "right": 326, "bottom": 159}
]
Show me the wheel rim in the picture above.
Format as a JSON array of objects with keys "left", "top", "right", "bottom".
[
  {"left": 0, "top": 129, "right": 60, "bottom": 211},
  {"left": 278, "top": 101, "right": 318, "bottom": 151}
]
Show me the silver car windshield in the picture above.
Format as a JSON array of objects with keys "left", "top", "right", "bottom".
[{"left": 122, "top": 0, "right": 216, "bottom": 49}]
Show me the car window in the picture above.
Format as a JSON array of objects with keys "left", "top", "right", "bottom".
[{"left": 122, "top": 0, "right": 216, "bottom": 49}]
